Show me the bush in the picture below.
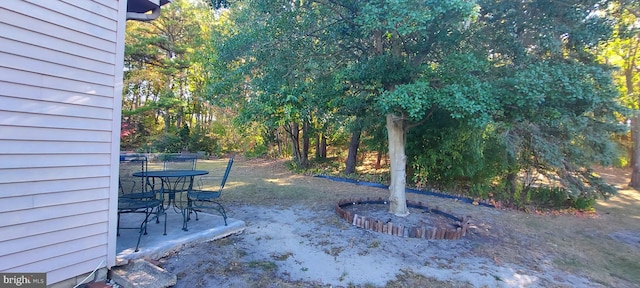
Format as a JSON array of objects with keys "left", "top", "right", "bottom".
[{"left": 151, "top": 134, "right": 184, "bottom": 152}]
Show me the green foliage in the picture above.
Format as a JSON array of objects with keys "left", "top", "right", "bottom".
[
  {"left": 188, "top": 128, "right": 220, "bottom": 156},
  {"left": 528, "top": 187, "right": 571, "bottom": 209},
  {"left": 119, "top": 0, "right": 631, "bottom": 213},
  {"left": 408, "top": 111, "right": 495, "bottom": 187},
  {"left": 504, "top": 186, "right": 598, "bottom": 211},
  {"left": 151, "top": 133, "right": 184, "bottom": 153},
  {"left": 122, "top": 0, "right": 221, "bottom": 153}
]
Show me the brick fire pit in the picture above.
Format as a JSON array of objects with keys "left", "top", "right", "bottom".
[{"left": 336, "top": 198, "right": 472, "bottom": 240}]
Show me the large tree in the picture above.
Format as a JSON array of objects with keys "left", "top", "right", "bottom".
[
  {"left": 123, "top": 0, "right": 217, "bottom": 152},
  {"left": 215, "top": 0, "right": 624, "bottom": 215}
]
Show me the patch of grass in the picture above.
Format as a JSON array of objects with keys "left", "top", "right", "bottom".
[
  {"left": 385, "top": 269, "right": 473, "bottom": 288},
  {"left": 224, "top": 261, "right": 243, "bottom": 273},
  {"left": 553, "top": 256, "right": 584, "bottom": 271},
  {"left": 271, "top": 252, "right": 293, "bottom": 261},
  {"left": 368, "top": 240, "right": 380, "bottom": 249},
  {"left": 234, "top": 249, "right": 248, "bottom": 258},
  {"left": 215, "top": 237, "right": 235, "bottom": 247},
  {"left": 247, "top": 260, "right": 278, "bottom": 272},
  {"left": 324, "top": 246, "right": 344, "bottom": 257}
]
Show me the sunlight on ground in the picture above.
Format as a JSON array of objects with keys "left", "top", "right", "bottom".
[
  {"left": 597, "top": 188, "right": 640, "bottom": 209},
  {"left": 265, "top": 178, "right": 293, "bottom": 186},
  {"left": 502, "top": 268, "right": 537, "bottom": 287}
]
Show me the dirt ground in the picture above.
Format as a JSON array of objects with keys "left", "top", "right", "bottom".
[{"left": 157, "top": 158, "right": 640, "bottom": 288}]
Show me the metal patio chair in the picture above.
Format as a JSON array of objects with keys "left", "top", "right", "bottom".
[
  {"left": 117, "top": 154, "right": 165, "bottom": 251},
  {"left": 118, "top": 154, "right": 156, "bottom": 200},
  {"left": 162, "top": 153, "right": 198, "bottom": 170},
  {"left": 182, "top": 156, "right": 234, "bottom": 231}
]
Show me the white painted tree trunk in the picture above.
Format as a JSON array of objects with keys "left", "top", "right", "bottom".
[{"left": 386, "top": 113, "right": 409, "bottom": 217}]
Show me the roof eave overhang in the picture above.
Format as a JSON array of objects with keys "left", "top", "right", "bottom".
[{"left": 126, "top": 0, "right": 171, "bottom": 21}]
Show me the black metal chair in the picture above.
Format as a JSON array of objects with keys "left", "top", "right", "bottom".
[
  {"left": 117, "top": 154, "right": 165, "bottom": 252},
  {"left": 182, "top": 157, "right": 234, "bottom": 231},
  {"left": 162, "top": 153, "right": 198, "bottom": 170},
  {"left": 119, "top": 154, "right": 155, "bottom": 200}
]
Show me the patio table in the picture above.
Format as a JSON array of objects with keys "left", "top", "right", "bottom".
[{"left": 133, "top": 169, "right": 209, "bottom": 220}]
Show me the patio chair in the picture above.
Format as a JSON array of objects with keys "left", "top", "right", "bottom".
[
  {"left": 182, "top": 157, "right": 234, "bottom": 231},
  {"left": 117, "top": 198, "right": 163, "bottom": 252},
  {"left": 119, "top": 154, "right": 155, "bottom": 200},
  {"left": 163, "top": 153, "right": 198, "bottom": 170},
  {"left": 117, "top": 154, "right": 166, "bottom": 251}
]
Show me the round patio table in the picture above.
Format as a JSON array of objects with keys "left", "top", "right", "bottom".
[{"left": 133, "top": 169, "right": 209, "bottom": 214}]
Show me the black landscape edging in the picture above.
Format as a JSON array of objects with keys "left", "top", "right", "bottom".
[{"left": 315, "top": 174, "right": 495, "bottom": 208}]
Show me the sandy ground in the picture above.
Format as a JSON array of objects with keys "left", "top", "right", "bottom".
[
  {"left": 165, "top": 206, "right": 595, "bottom": 288},
  {"left": 155, "top": 160, "right": 640, "bottom": 288},
  {"left": 160, "top": 203, "right": 599, "bottom": 287}
]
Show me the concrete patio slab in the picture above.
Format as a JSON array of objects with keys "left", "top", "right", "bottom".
[{"left": 116, "top": 210, "right": 245, "bottom": 265}]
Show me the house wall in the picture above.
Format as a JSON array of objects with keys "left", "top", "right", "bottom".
[{"left": 0, "top": 0, "right": 126, "bottom": 285}]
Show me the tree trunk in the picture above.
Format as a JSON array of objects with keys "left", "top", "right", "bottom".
[
  {"left": 320, "top": 135, "right": 327, "bottom": 158},
  {"left": 344, "top": 128, "right": 362, "bottom": 175},
  {"left": 631, "top": 113, "right": 640, "bottom": 188},
  {"left": 274, "top": 129, "right": 282, "bottom": 157},
  {"left": 627, "top": 41, "right": 640, "bottom": 188},
  {"left": 301, "top": 120, "right": 310, "bottom": 167},
  {"left": 289, "top": 122, "right": 303, "bottom": 166},
  {"left": 375, "top": 150, "right": 383, "bottom": 169},
  {"left": 386, "top": 113, "right": 409, "bottom": 216},
  {"left": 315, "top": 134, "right": 321, "bottom": 159}
]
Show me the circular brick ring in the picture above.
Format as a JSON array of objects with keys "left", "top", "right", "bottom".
[{"left": 335, "top": 198, "right": 472, "bottom": 240}]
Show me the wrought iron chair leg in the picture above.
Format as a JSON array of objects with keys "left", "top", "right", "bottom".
[
  {"left": 135, "top": 209, "right": 153, "bottom": 252},
  {"left": 213, "top": 201, "right": 228, "bottom": 226},
  {"left": 117, "top": 213, "right": 121, "bottom": 236},
  {"left": 182, "top": 208, "right": 190, "bottom": 231}
]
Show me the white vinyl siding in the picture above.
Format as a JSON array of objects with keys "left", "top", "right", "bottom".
[{"left": 0, "top": 0, "right": 123, "bottom": 285}]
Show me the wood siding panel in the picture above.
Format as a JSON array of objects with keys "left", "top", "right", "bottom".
[
  {"left": 0, "top": 96, "right": 113, "bottom": 120},
  {"left": 8, "top": 246, "right": 107, "bottom": 274},
  {"left": 0, "top": 67, "right": 114, "bottom": 97},
  {"left": 0, "top": 22, "right": 115, "bottom": 65},
  {"left": 0, "top": 154, "right": 111, "bottom": 169},
  {"left": 26, "top": 0, "right": 117, "bottom": 31},
  {"left": 0, "top": 37, "right": 113, "bottom": 75},
  {"left": 0, "top": 111, "right": 112, "bottom": 130},
  {"left": 0, "top": 0, "right": 125, "bottom": 284},
  {"left": 1, "top": 223, "right": 105, "bottom": 256},
  {"left": 1, "top": 52, "right": 114, "bottom": 87},
  {"left": 0, "top": 140, "right": 112, "bottom": 154},
  {"left": 0, "top": 82, "right": 114, "bottom": 108},
  {"left": 1, "top": 126, "right": 112, "bottom": 142},
  {"left": 1, "top": 234, "right": 107, "bottom": 271},
  {"left": 0, "top": 208, "right": 109, "bottom": 242},
  {"left": 60, "top": 0, "right": 118, "bottom": 20},
  {"left": 0, "top": 188, "right": 109, "bottom": 213},
  {"left": 0, "top": 177, "right": 109, "bottom": 198},
  {"left": 0, "top": 166, "right": 110, "bottom": 184},
  {"left": 1, "top": 1, "right": 116, "bottom": 43}
]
